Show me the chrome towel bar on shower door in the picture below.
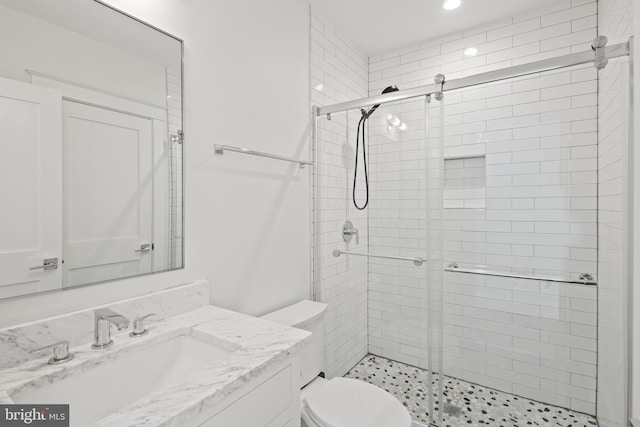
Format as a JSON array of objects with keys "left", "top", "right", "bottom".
[
  {"left": 333, "top": 249, "right": 425, "bottom": 267},
  {"left": 214, "top": 144, "right": 314, "bottom": 168},
  {"left": 445, "top": 262, "right": 597, "bottom": 286}
]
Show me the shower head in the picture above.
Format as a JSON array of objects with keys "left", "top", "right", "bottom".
[
  {"left": 362, "top": 85, "right": 399, "bottom": 118},
  {"left": 353, "top": 86, "right": 398, "bottom": 211}
]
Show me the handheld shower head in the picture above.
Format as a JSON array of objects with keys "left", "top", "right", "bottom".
[
  {"left": 361, "top": 85, "right": 399, "bottom": 118},
  {"left": 353, "top": 85, "right": 399, "bottom": 211}
]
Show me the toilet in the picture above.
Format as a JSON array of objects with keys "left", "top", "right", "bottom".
[{"left": 262, "top": 300, "right": 412, "bottom": 427}]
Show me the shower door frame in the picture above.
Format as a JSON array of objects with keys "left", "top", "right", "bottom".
[
  {"left": 316, "top": 41, "right": 629, "bottom": 117},
  {"left": 310, "top": 36, "right": 632, "bottom": 427}
]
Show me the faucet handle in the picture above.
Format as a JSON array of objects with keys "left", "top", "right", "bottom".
[
  {"left": 30, "top": 340, "right": 74, "bottom": 365},
  {"left": 130, "top": 313, "right": 155, "bottom": 337},
  {"left": 342, "top": 220, "right": 360, "bottom": 245}
]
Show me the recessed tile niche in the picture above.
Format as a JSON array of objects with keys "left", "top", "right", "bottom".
[{"left": 443, "top": 155, "right": 486, "bottom": 209}]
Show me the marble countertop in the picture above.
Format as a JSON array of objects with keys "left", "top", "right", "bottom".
[{"left": 0, "top": 305, "right": 310, "bottom": 427}]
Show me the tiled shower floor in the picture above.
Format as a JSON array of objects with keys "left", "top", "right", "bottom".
[{"left": 344, "top": 355, "right": 598, "bottom": 427}]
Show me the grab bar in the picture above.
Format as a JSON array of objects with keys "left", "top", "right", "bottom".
[
  {"left": 214, "top": 144, "right": 314, "bottom": 168},
  {"left": 445, "top": 262, "right": 597, "bottom": 286},
  {"left": 333, "top": 249, "right": 425, "bottom": 267}
]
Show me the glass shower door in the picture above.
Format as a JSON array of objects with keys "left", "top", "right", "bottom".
[
  {"left": 429, "top": 64, "right": 600, "bottom": 426},
  {"left": 424, "top": 93, "right": 445, "bottom": 427},
  {"left": 366, "top": 97, "right": 431, "bottom": 373},
  {"left": 314, "top": 96, "right": 440, "bottom": 425}
]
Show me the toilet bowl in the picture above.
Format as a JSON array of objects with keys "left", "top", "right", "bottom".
[
  {"left": 262, "top": 300, "right": 412, "bottom": 427},
  {"left": 301, "top": 376, "right": 412, "bottom": 427}
]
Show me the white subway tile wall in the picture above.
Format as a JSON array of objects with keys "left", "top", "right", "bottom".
[
  {"left": 311, "top": 10, "right": 370, "bottom": 378},
  {"left": 367, "top": 0, "right": 600, "bottom": 415},
  {"left": 597, "top": 0, "right": 632, "bottom": 425}
]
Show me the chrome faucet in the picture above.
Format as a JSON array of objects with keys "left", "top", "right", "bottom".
[
  {"left": 342, "top": 220, "right": 359, "bottom": 244},
  {"left": 31, "top": 340, "right": 74, "bottom": 365},
  {"left": 93, "top": 308, "right": 130, "bottom": 349},
  {"left": 129, "top": 313, "right": 155, "bottom": 337}
]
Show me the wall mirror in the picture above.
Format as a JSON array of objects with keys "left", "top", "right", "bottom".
[{"left": 0, "top": 0, "right": 184, "bottom": 299}]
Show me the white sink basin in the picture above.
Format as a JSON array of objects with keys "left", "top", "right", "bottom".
[{"left": 11, "top": 334, "right": 233, "bottom": 426}]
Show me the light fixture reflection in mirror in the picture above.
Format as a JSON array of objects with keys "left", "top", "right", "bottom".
[{"left": 443, "top": 0, "right": 461, "bottom": 10}]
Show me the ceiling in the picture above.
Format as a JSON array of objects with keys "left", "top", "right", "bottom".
[{"left": 309, "top": 0, "right": 561, "bottom": 56}]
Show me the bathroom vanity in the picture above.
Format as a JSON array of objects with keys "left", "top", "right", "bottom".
[{"left": 0, "top": 287, "right": 309, "bottom": 427}]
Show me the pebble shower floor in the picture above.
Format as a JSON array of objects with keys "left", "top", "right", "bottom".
[{"left": 344, "top": 355, "right": 598, "bottom": 427}]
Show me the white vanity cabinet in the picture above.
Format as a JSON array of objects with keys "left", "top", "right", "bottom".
[{"left": 189, "top": 355, "right": 301, "bottom": 427}]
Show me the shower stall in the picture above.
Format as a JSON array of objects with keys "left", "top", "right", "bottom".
[{"left": 311, "top": 31, "right": 632, "bottom": 427}]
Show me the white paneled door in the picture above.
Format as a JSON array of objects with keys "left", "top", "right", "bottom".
[
  {"left": 62, "top": 101, "right": 154, "bottom": 287},
  {"left": 0, "top": 77, "right": 62, "bottom": 299}
]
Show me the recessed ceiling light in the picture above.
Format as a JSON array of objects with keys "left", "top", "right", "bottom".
[
  {"left": 463, "top": 47, "right": 478, "bottom": 57},
  {"left": 443, "top": 0, "right": 461, "bottom": 10}
]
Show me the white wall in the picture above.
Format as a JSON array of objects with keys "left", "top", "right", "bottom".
[{"left": 0, "top": 0, "right": 311, "bottom": 327}]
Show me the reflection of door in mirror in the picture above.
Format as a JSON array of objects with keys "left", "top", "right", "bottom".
[
  {"left": 0, "top": 77, "right": 62, "bottom": 299},
  {"left": 30, "top": 76, "right": 172, "bottom": 289},
  {"left": 62, "top": 101, "right": 153, "bottom": 287},
  {"left": 0, "top": 0, "right": 183, "bottom": 298}
]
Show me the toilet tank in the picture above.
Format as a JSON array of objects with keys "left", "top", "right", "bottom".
[{"left": 261, "top": 300, "right": 328, "bottom": 387}]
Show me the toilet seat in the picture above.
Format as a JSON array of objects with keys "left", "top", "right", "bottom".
[{"left": 302, "top": 377, "right": 412, "bottom": 427}]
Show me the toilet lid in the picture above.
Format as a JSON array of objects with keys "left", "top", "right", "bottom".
[{"left": 304, "top": 378, "right": 412, "bottom": 427}]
